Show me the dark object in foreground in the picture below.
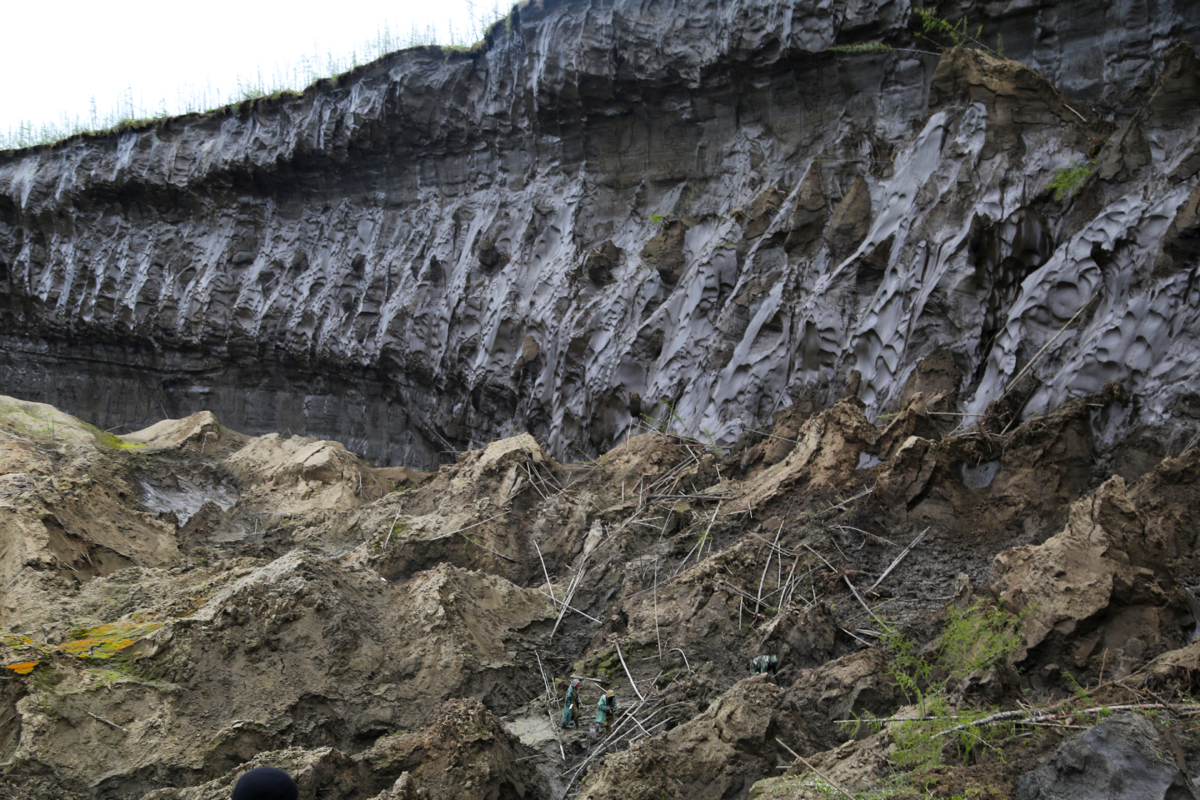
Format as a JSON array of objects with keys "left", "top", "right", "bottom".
[
  {"left": 232, "top": 767, "right": 299, "bottom": 800},
  {"left": 750, "top": 654, "right": 780, "bottom": 675}
]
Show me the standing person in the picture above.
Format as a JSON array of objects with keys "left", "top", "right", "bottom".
[
  {"left": 595, "top": 691, "right": 618, "bottom": 737},
  {"left": 561, "top": 679, "right": 582, "bottom": 728},
  {"left": 232, "top": 766, "right": 298, "bottom": 800}
]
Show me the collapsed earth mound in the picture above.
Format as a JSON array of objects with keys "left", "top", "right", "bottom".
[{"left": 4, "top": 380, "right": 1200, "bottom": 799}]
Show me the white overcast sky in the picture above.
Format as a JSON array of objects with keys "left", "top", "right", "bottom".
[{"left": 2, "top": 0, "right": 497, "bottom": 136}]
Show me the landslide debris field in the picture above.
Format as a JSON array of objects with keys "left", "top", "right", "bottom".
[{"left": 4, "top": 386, "right": 1200, "bottom": 800}]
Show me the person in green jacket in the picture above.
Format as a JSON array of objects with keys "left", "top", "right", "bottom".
[
  {"left": 560, "top": 680, "right": 582, "bottom": 728},
  {"left": 595, "top": 691, "right": 618, "bottom": 736},
  {"left": 750, "top": 654, "right": 779, "bottom": 675}
]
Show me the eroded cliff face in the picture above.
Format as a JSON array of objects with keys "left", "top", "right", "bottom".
[{"left": 2, "top": 0, "right": 1199, "bottom": 467}]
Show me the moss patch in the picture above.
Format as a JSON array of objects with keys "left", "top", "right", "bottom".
[
  {"left": 60, "top": 621, "right": 164, "bottom": 659},
  {"left": 3, "top": 619, "right": 163, "bottom": 673}
]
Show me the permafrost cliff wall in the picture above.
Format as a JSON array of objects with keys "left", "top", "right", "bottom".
[{"left": 2, "top": 0, "right": 1200, "bottom": 467}]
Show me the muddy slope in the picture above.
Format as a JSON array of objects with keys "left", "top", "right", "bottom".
[{"left": 4, "top": 374, "right": 1200, "bottom": 799}]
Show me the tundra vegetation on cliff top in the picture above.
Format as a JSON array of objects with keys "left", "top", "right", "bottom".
[{"left": 0, "top": 2, "right": 512, "bottom": 152}]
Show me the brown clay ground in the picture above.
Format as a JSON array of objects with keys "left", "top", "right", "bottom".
[{"left": 2, "top": 384, "right": 1200, "bottom": 799}]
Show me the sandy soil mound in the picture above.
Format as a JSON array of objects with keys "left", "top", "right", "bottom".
[{"left": 5, "top": 376, "right": 1200, "bottom": 800}]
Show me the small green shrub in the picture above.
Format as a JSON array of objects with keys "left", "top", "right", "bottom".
[
  {"left": 912, "top": 7, "right": 989, "bottom": 52},
  {"left": 863, "top": 602, "right": 1027, "bottom": 770},
  {"left": 1048, "top": 160, "right": 1094, "bottom": 201},
  {"left": 829, "top": 7, "right": 998, "bottom": 61},
  {"left": 939, "top": 602, "right": 1025, "bottom": 679}
]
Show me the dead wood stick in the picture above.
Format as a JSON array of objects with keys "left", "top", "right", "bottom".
[
  {"left": 800, "top": 542, "right": 836, "bottom": 572},
  {"left": 868, "top": 527, "right": 929, "bottom": 592},
  {"left": 549, "top": 574, "right": 579, "bottom": 638},
  {"left": 647, "top": 451, "right": 699, "bottom": 492},
  {"left": 382, "top": 502, "right": 405, "bottom": 552},
  {"left": 533, "top": 539, "right": 557, "bottom": 605},
  {"left": 996, "top": 291, "right": 1097, "bottom": 434},
  {"left": 536, "top": 590, "right": 602, "bottom": 623},
  {"left": 433, "top": 511, "right": 511, "bottom": 540},
  {"left": 647, "top": 493, "right": 730, "bottom": 502},
  {"left": 836, "top": 703, "right": 1200, "bottom": 727},
  {"left": 549, "top": 568, "right": 580, "bottom": 638},
  {"left": 755, "top": 521, "right": 784, "bottom": 615},
  {"left": 835, "top": 712, "right": 973, "bottom": 724},
  {"left": 718, "top": 578, "right": 786, "bottom": 607},
  {"left": 626, "top": 710, "right": 653, "bottom": 738},
  {"left": 534, "top": 650, "right": 554, "bottom": 708},
  {"left": 745, "top": 427, "right": 798, "bottom": 444},
  {"left": 547, "top": 709, "right": 567, "bottom": 761},
  {"left": 521, "top": 461, "right": 549, "bottom": 501},
  {"left": 659, "top": 513, "right": 677, "bottom": 546},
  {"left": 694, "top": 501, "right": 720, "bottom": 559},
  {"left": 624, "top": 704, "right": 679, "bottom": 739},
  {"left": 457, "top": 533, "right": 517, "bottom": 562},
  {"left": 840, "top": 628, "right": 874, "bottom": 647},
  {"left": 934, "top": 703, "right": 1200, "bottom": 737},
  {"left": 609, "top": 507, "right": 650, "bottom": 538},
  {"left": 536, "top": 458, "right": 567, "bottom": 494},
  {"left": 551, "top": 563, "right": 587, "bottom": 638},
  {"left": 843, "top": 576, "right": 888, "bottom": 629},
  {"left": 653, "top": 556, "right": 662, "bottom": 662},
  {"left": 781, "top": 555, "right": 801, "bottom": 607},
  {"left": 1063, "top": 101, "right": 1088, "bottom": 122},
  {"left": 670, "top": 648, "right": 693, "bottom": 673},
  {"left": 87, "top": 711, "right": 128, "bottom": 733},
  {"left": 627, "top": 717, "right": 671, "bottom": 744},
  {"left": 833, "top": 525, "right": 897, "bottom": 547},
  {"left": 615, "top": 641, "right": 645, "bottom": 702},
  {"left": 774, "top": 737, "right": 856, "bottom": 800},
  {"left": 536, "top": 683, "right": 571, "bottom": 765},
  {"left": 519, "top": 453, "right": 549, "bottom": 492},
  {"left": 671, "top": 531, "right": 707, "bottom": 578},
  {"left": 777, "top": 531, "right": 784, "bottom": 589},
  {"left": 4, "top": 566, "right": 28, "bottom": 592},
  {"left": 788, "top": 565, "right": 826, "bottom": 606},
  {"left": 646, "top": 463, "right": 691, "bottom": 497},
  {"left": 812, "top": 487, "right": 873, "bottom": 517}
]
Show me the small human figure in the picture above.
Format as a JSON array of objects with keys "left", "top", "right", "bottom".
[
  {"left": 232, "top": 766, "right": 298, "bottom": 800},
  {"left": 595, "top": 691, "right": 618, "bottom": 736},
  {"left": 561, "top": 679, "right": 582, "bottom": 728},
  {"left": 749, "top": 654, "right": 779, "bottom": 676}
]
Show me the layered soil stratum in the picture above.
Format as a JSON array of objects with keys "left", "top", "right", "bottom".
[
  {"left": 3, "top": 0, "right": 1200, "bottom": 468},
  {"left": 4, "top": 1, "right": 1200, "bottom": 799}
]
